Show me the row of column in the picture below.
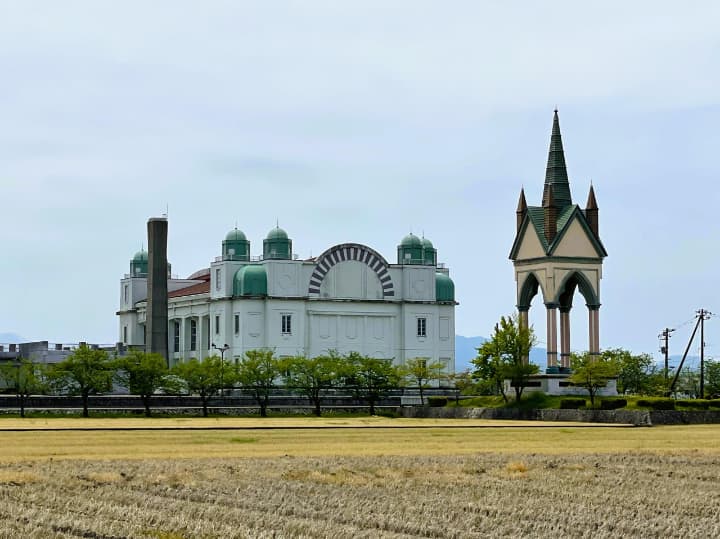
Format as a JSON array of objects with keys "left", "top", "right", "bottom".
[
  {"left": 519, "top": 304, "right": 600, "bottom": 371},
  {"left": 168, "top": 315, "right": 213, "bottom": 363}
]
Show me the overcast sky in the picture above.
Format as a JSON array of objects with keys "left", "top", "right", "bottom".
[{"left": 1, "top": 2, "right": 719, "bottom": 362}]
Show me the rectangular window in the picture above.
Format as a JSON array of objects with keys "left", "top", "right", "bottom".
[
  {"left": 215, "top": 315, "right": 220, "bottom": 335},
  {"left": 215, "top": 268, "right": 221, "bottom": 291},
  {"left": 124, "top": 285, "right": 129, "bottom": 304},
  {"left": 234, "top": 314, "right": 240, "bottom": 335},
  {"left": 173, "top": 321, "right": 180, "bottom": 353},
  {"left": 190, "top": 319, "right": 197, "bottom": 351},
  {"left": 417, "top": 317, "right": 427, "bottom": 337},
  {"left": 281, "top": 314, "right": 292, "bottom": 335},
  {"left": 123, "top": 325, "right": 127, "bottom": 344}
]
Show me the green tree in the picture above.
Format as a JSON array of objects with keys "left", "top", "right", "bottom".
[
  {"left": 569, "top": 352, "right": 620, "bottom": 407},
  {"left": 0, "top": 358, "right": 48, "bottom": 418},
  {"left": 473, "top": 315, "right": 538, "bottom": 404},
  {"left": 345, "top": 352, "right": 400, "bottom": 415},
  {"left": 446, "top": 369, "right": 476, "bottom": 404},
  {"left": 282, "top": 353, "right": 348, "bottom": 416},
  {"left": 236, "top": 349, "right": 280, "bottom": 417},
  {"left": 49, "top": 344, "right": 114, "bottom": 417},
  {"left": 172, "top": 355, "right": 227, "bottom": 417},
  {"left": 606, "top": 348, "right": 661, "bottom": 395},
  {"left": 705, "top": 359, "right": 720, "bottom": 398},
  {"left": 400, "top": 358, "right": 445, "bottom": 406},
  {"left": 114, "top": 351, "right": 176, "bottom": 417}
]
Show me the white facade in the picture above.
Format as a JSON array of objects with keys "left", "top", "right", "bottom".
[{"left": 118, "top": 235, "right": 456, "bottom": 372}]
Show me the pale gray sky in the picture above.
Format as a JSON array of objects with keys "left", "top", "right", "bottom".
[{"left": 1, "top": 1, "right": 719, "bottom": 362}]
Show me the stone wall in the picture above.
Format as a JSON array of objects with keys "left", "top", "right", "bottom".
[{"left": 401, "top": 406, "right": 720, "bottom": 426}]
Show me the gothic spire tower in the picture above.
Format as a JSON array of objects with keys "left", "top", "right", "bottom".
[{"left": 509, "top": 111, "right": 607, "bottom": 373}]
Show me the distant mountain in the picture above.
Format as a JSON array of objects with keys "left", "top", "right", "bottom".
[
  {"left": 455, "top": 335, "right": 546, "bottom": 371},
  {"left": 0, "top": 332, "right": 26, "bottom": 344}
]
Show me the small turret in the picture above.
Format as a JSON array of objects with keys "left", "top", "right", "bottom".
[
  {"left": 222, "top": 228, "right": 250, "bottom": 261},
  {"left": 542, "top": 184, "right": 558, "bottom": 243},
  {"left": 585, "top": 183, "right": 599, "bottom": 237},
  {"left": 516, "top": 188, "right": 527, "bottom": 232}
]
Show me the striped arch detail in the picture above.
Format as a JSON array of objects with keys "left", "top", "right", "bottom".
[{"left": 308, "top": 243, "right": 395, "bottom": 298}]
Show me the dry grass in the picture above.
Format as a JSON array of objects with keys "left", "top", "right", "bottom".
[
  {"left": 1, "top": 453, "right": 719, "bottom": 538},
  {"left": 1, "top": 422, "right": 720, "bottom": 537}
]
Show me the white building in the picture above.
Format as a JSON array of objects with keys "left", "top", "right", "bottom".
[{"left": 118, "top": 227, "right": 456, "bottom": 371}]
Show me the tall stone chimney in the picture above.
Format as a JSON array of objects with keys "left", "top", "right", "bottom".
[{"left": 146, "top": 217, "right": 169, "bottom": 361}]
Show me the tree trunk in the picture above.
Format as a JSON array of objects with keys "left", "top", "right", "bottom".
[
  {"left": 82, "top": 392, "right": 90, "bottom": 418},
  {"left": 201, "top": 394, "right": 209, "bottom": 417},
  {"left": 19, "top": 393, "right": 25, "bottom": 419},
  {"left": 143, "top": 395, "right": 152, "bottom": 418},
  {"left": 369, "top": 398, "right": 376, "bottom": 416},
  {"left": 418, "top": 384, "right": 425, "bottom": 406},
  {"left": 312, "top": 394, "right": 321, "bottom": 416}
]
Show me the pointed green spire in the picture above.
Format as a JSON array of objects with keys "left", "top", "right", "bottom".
[{"left": 544, "top": 110, "right": 572, "bottom": 207}]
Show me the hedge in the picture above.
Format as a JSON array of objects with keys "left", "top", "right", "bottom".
[
  {"left": 560, "top": 398, "right": 586, "bottom": 409},
  {"left": 637, "top": 398, "right": 675, "bottom": 410},
  {"left": 600, "top": 398, "right": 627, "bottom": 410},
  {"left": 427, "top": 396, "right": 448, "bottom": 407}
]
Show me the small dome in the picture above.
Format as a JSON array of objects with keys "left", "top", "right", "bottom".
[
  {"left": 400, "top": 233, "right": 423, "bottom": 248},
  {"left": 225, "top": 228, "right": 247, "bottom": 242},
  {"left": 436, "top": 273, "right": 455, "bottom": 302},
  {"left": 132, "top": 249, "right": 148, "bottom": 262},
  {"left": 266, "top": 226, "right": 289, "bottom": 241},
  {"left": 234, "top": 265, "right": 268, "bottom": 296},
  {"left": 422, "top": 237, "right": 434, "bottom": 250}
]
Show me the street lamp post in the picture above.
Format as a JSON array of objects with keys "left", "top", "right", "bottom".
[{"left": 212, "top": 343, "right": 230, "bottom": 397}]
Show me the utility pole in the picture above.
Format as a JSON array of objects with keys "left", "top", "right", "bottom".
[
  {"left": 698, "top": 309, "right": 712, "bottom": 399},
  {"left": 659, "top": 328, "right": 674, "bottom": 384}
]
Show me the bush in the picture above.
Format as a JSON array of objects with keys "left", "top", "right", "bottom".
[
  {"left": 427, "top": 396, "right": 448, "bottom": 407},
  {"left": 637, "top": 398, "right": 675, "bottom": 410},
  {"left": 600, "top": 398, "right": 627, "bottom": 410},
  {"left": 560, "top": 398, "right": 586, "bottom": 409},
  {"left": 708, "top": 399, "right": 720, "bottom": 409},
  {"left": 676, "top": 399, "right": 710, "bottom": 410}
]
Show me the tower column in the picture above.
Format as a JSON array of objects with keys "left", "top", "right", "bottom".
[
  {"left": 559, "top": 307, "right": 571, "bottom": 370},
  {"left": 589, "top": 307, "right": 600, "bottom": 357},
  {"left": 545, "top": 303, "right": 558, "bottom": 372},
  {"left": 518, "top": 308, "right": 530, "bottom": 364}
]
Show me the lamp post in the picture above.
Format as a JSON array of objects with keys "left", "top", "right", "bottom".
[{"left": 212, "top": 343, "right": 230, "bottom": 397}]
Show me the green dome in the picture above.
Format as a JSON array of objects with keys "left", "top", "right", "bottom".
[
  {"left": 234, "top": 265, "right": 267, "bottom": 296},
  {"left": 264, "top": 226, "right": 292, "bottom": 260},
  {"left": 132, "top": 250, "right": 148, "bottom": 262},
  {"left": 436, "top": 273, "right": 455, "bottom": 302},
  {"left": 266, "top": 226, "right": 288, "bottom": 241},
  {"left": 225, "top": 228, "right": 247, "bottom": 242},
  {"left": 400, "top": 233, "right": 423, "bottom": 248},
  {"left": 422, "top": 238, "right": 434, "bottom": 250}
]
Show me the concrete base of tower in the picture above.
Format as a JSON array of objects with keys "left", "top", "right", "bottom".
[{"left": 504, "top": 374, "right": 618, "bottom": 397}]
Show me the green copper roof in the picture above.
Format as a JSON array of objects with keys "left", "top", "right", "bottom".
[
  {"left": 436, "top": 273, "right": 455, "bottom": 302},
  {"left": 132, "top": 249, "right": 148, "bottom": 262},
  {"left": 544, "top": 111, "right": 572, "bottom": 208},
  {"left": 422, "top": 237, "right": 434, "bottom": 249},
  {"left": 225, "top": 228, "right": 247, "bottom": 242},
  {"left": 510, "top": 204, "right": 607, "bottom": 260},
  {"left": 234, "top": 265, "right": 267, "bottom": 296},
  {"left": 400, "top": 233, "right": 423, "bottom": 248},
  {"left": 266, "top": 226, "right": 288, "bottom": 241}
]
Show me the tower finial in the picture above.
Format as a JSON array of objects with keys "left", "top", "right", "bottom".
[{"left": 544, "top": 110, "right": 572, "bottom": 207}]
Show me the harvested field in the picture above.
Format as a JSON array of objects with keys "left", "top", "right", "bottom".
[{"left": 1, "top": 421, "right": 719, "bottom": 537}]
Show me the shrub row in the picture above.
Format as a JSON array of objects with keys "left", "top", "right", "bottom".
[
  {"left": 637, "top": 398, "right": 675, "bottom": 410},
  {"left": 600, "top": 398, "right": 627, "bottom": 410},
  {"left": 560, "top": 398, "right": 586, "bottom": 409},
  {"left": 427, "top": 396, "right": 448, "bottom": 407}
]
